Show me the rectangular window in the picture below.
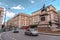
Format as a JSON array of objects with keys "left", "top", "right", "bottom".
[
  {"left": 41, "top": 16, "right": 45, "bottom": 21},
  {"left": 0, "top": 11, "right": 1, "bottom": 15}
]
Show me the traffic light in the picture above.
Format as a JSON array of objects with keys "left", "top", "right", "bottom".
[{"left": 49, "top": 21, "right": 52, "bottom": 26}]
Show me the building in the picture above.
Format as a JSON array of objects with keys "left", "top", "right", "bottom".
[
  {"left": 5, "top": 5, "right": 58, "bottom": 31},
  {"left": 5, "top": 13, "right": 30, "bottom": 28},
  {"left": 29, "top": 10, "right": 41, "bottom": 25},
  {"left": 57, "top": 10, "right": 60, "bottom": 27},
  {"left": 31, "top": 5, "right": 58, "bottom": 31},
  {"left": 0, "top": 7, "right": 4, "bottom": 29}
]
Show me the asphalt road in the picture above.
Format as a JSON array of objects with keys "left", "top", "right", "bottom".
[{"left": 1, "top": 30, "right": 60, "bottom": 40}]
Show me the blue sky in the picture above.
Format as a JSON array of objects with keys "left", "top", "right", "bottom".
[{"left": 0, "top": 0, "right": 60, "bottom": 23}]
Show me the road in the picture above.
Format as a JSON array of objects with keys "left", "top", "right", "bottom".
[{"left": 1, "top": 30, "right": 60, "bottom": 40}]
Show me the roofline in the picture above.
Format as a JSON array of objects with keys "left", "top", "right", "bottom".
[
  {"left": 47, "top": 5, "right": 56, "bottom": 10},
  {"left": 32, "top": 5, "right": 56, "bottom": 14},
  {"left": 6, "top": 12, "right": 31, "bottom": 22}
]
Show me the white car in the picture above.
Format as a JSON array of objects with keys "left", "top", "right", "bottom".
[{"left": 24, "top": 29, "right": 39, "bottom": 36}]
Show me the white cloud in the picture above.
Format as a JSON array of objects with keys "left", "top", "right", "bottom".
[
  {"left": 3, "top": 8, "right": 15, "bottom": 18},
  {"left": 29, "top": 0, "right": 35, "bottom": 4},
  {"left": 2, "top": 8, "right": 15, "bottom": 24},
  {"left": 28, "top": 0, "right": 35, "bottom": 4},
  {"left": 2, "top": 8, "right": 15, "bottom": 23},
  {"left": 31, "top": 0, "right": 35, "bottom": 3},
  {"left": 5, "top": 11, "right": 15, "bottom": 18},
  {"left": 11, "top": 5, "right": 25, "bottom": 10},
  {"left": 4, "top": 8, "right": 6, "bottom": 11}
]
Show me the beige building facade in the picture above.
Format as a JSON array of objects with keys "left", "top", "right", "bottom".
[
  {"left": 6, "top": 13, "right": 30, "bottom": 28},
  {"left": 5, "top": 5, "right": 58, "bottom": 31},
  {"left": 31, "top": 5, "right": 58, "bottom": 31},
  {"left": 57, "top": 10, "right": 60, "bottom": 27},
  {"left": 0, "top": 7, "right": 4, "bottom": 29}
]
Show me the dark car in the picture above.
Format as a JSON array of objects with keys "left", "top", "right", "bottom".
[
  {"left": 13, "top": 30, "right": 19, "bottom": 33},
  {"left": 24, "top": 29, "right": 39, "bottom": 36},
  {"left": 13, "top": 28, "right": 19, "bottom": 33}
]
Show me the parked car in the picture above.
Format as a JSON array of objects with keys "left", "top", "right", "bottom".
[{"left": 24, "top": 29, "right": 39, "bottom": 36}]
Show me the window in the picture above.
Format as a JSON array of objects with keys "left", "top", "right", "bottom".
[
  {"left": 41, "top": 16, "right": 45, "bottom": 21},
  {"left": 0, "top": 11, "right": 1, "bottom": 15}
]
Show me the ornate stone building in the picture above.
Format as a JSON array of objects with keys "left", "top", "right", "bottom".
[{"left": 31, "top": 5, "right": 58, "bottom": 31}]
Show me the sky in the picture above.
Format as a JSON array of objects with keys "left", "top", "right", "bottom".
[{"left": 0, "top": 0, "right": 60, "bottom": 23}]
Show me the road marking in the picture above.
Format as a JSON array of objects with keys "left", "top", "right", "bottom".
[
  {"left": 0, "top": 34, "right": 1, "bottom": 39},
  {"left": 0, "top": 33, "right": 3, "bottom": 40},
  {"left": 7, "top": 34, "right": 16, "bottom": 40}
]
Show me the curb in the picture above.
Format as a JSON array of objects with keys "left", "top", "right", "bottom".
[{"left": 39, "top": 32, "right": 60, "bottom": 36}]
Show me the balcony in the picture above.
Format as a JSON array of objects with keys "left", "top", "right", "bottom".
[
  {"left": 40, "top": 11, "right": 49, "bottom": 16},
  {"left": 52, "top": 20, "right": 58, "bottom": 24},
  {"left": 53, "top": 19, "right": 58, "bottom": 22}
]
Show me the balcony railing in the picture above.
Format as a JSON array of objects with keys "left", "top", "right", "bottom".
[{"left": 40, "top": 12, "right": 49, "bottom": 16}]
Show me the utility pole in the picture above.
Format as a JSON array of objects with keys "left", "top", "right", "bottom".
[
  {"left": 4, "top": 10, "right": 6, "bottom": 27},
  {"left": 3, "top": 8, "right": 10, "bottom": 28}
]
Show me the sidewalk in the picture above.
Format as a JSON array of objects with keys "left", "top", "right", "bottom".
[
  {"left": 0, "top": 34, "right": 1, "bottom": 40},
  {"left": 0, "top": 33, "right": 2, "bottom": 40},
  {"left": 39, "top": 32, "right": 60, "bottom": 36}
]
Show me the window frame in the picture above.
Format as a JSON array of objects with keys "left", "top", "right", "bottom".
[{"left": 41, "top": 16, "right": 45, "bottom": 21}]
